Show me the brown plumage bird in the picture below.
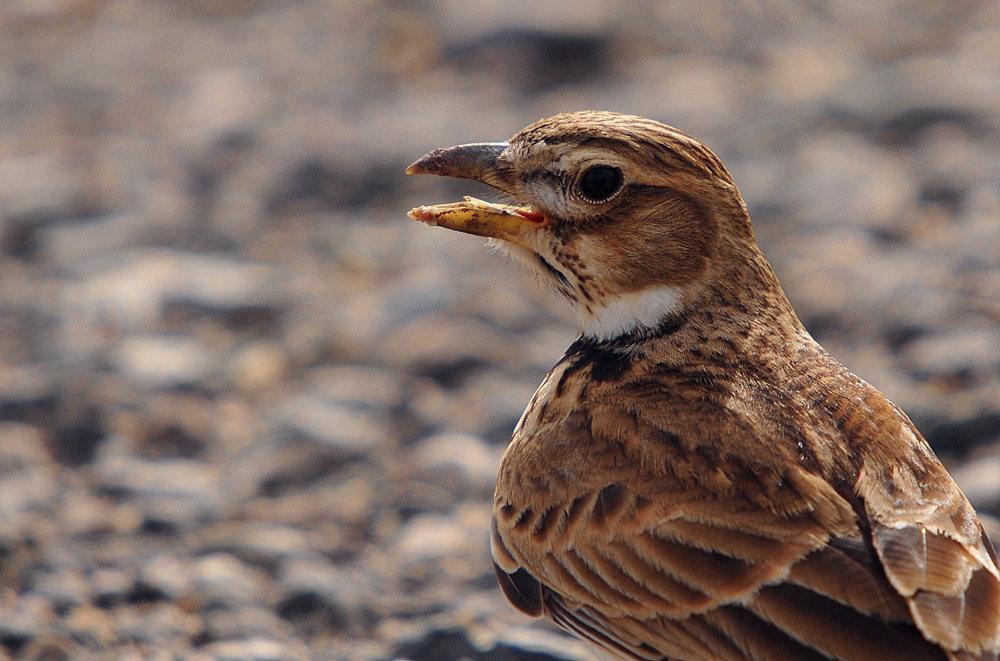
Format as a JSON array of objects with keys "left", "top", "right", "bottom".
[{"left": 406, "top": 111, "right": 1000, "bottom": 661}]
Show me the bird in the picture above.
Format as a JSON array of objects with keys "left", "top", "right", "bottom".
[{"left": 405, "top": 111, "right": 1000, "bottom": 661}]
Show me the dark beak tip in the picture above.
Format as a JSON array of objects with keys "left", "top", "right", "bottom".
[{"left": 403, "top": 142, "right": 508, "bottom": 182}]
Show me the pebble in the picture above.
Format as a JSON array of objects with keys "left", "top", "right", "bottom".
[
  {"left": 0, "top": 151, "right": 83, "bottom": 219},
  {"left": 202, "top": 607, "right": 290, "bottom": 643},
  {"left": 113, "top": 335, "right": 218, "bottom": 389},
  {"left": 63, "top": 604, "right": 119, "bottom": 647},
  {"left": 197, "top": 523, "right": 311, "bottom": 567},
  {"left": 0, "top": 364, "right": 58, "bottom": 405},
  {"left": 199, "top": 638, "right": 308, "bottom": 661},
  {"left": 30, "top": 567, "right": 93, "bottom": 611},
  {"left": 0, "top": 593, "right": 52, "bottom": 650},
  {"left": 194, "top": 553, "right": 266, "bottom": 610},
  {"left": 306, "top": 365, "right": 404, "bottom": 410},
  {"left": 114, "top": 602, "right": 202, "bottom": 645},
  {"left": 394, "top": 505, "right": 491, "bottom": 562},
  {"left": 277, "top": 394, "right": 388, "bottom": 452},
  {"left": 411, "top": 433, "right": 502, "bottom": 490},
  {"left": 951, "top": 456, "right": 1000, "bottom": 512},
  {"left": 40, "top": 212, "right": 156, "bottom": 266},
  {"left": 792, "top": 132, "right": 916, "bottom": 230},
  {"left": 140, "top": 554, "right": 197, "bottom": 601},
  {"left": 225, "top": 341, "right": 290, "bottom": 393},
  {"left": 493, "top": 625, "right": 595, "bottom": 661},
  {"left": 94, "top": 454, "right": 224, "bottom": 527},
  {"left": 276, "top": 557, "right": 369, "bottom": 627},
  {"left": 89, "top": 567, "right": 134, "bottom": 605},
  {"left": 904, "top": 327, "right": 1000, "bottom": 378},
  {"left": 57, "top": 249, "right": 282, "bottom": 333},
  {"left": 171, "top": 67, "right": 271, "bottom": 149}
]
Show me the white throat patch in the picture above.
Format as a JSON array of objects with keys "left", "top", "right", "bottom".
[{"left": 581, "top": 285, "right": 684, "bottom": 341}]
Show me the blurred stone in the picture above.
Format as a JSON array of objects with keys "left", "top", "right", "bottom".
[
  {"left": 200, "top": 638, "right": 308, "bottom": 661},
  {"left": 89, "top": 567, "right": 134, "bottom": 606},
  {"left": 0, "top": 423, "right": 50, "bottom": 469},
  {"left": 115, "top": 602, "right": 203, "bottom": 645},
  {"left": 40, "top": 212, "right": 155, "bottom": 266},
  {"left": 306, "top": 365, "right": 403, "bottom": 410},
  {"left": 30, "top": 568, "right": 92, "bottom": 611},
  {"left": 58, "top": 249, "right": 282, "bottom": 334},
  {"left": 276, "top": 557, "right": 368, "bottom": 629},
  {"left": 0, "top": 593, "right": 52, "bottom": 650},
  {"left": 0, "top": 460, "right": 58, "bottom": 531},
  {"left": 63, "top": 604, "right": 118, "bottom": 647},
  {"left": 394, "top": 512, "right": 481, "bottom": 561},
  {"left": 766, "top": 41, "right": 857, "bottom": 106},
  {"left": 928, "top": 412, "right": 1000, "bottom": 456},
  {"left": 194, "top": 553, "right": 266, "bottom": 609},
  {"left": 0, "top": 151, "right": 83, "bottom": 220},
  {"left": 140, "top": 554, "right": 196, "bottom": 601},
  {"left": 198, "top": 522, "right": 311, "bottom": 566},
  {"left": 453, "top": 372, "right": 538, "bottom": 438},
  {"left": 277, "top": 394, "right": 388, "bottom": 452},
  {"left": 113, "top": 335, "right": 218, "bottom": 388},
  {"left": 0, "top": 365, "right": 58, "bottom": 404},
  {"left": 226, "top": 341, "right": 289, "bottom": 393},
  {"left": 202, "top": 607, "right": 290, "bottom": 643},
  {"left": 792, "top": 132, "right": 917, "bottom": 230},
  {"left": 491, "top": 625, "right": 594, "bottom": 661},
  {"left": 393, "top": 628, "right": 479, "bottom": 661},
  {"left": 956, "top": 183, "right": 1000, "bottom": 266},
  {"left": 172, "top": 68, "right": 271, "bottom": 149},
  {"left": 904, "top": 327, "right": 1000, "bottom": 378},
  {"left": 952, "top": 456, "right": 1000, "bottom": 511},
  {"left": 232, "top": 438, "right": 353, "bottom": 498},
  {"left": 411, "top": 433, "right": 501, "bottom": 490},
  {"left": 379, "top": 316, "right": 524, "bottom": 374},
  {"left": 94, "top": 454, "right": 223, "bottom": 526}
]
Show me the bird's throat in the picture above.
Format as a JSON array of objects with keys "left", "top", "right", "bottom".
[{"left": 580, "top": 284, "right": 685, "bottom": 342}]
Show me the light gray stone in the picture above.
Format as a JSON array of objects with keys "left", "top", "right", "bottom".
[
  {"left": 200, "top": 638, "right": 308, "bottom": 661},
  {"left": 140, "top": 553, "right": 196, "bottom": 601},
  {"left": 277, "top": 394, "right": 388, "bottom": 452},
  {"left": 113, "top": 335, "right": 218, "bottom": 388},
  {"left": 94, "top": 454, "right": 224, "bottom": 526},
  {"left": 952, "top": 456, "right": 1000, "bottom": 511},
  {"left": 194, "top": 553, "right": 266, "bottom": 609},
  {"left": 411, "top": 433, "right": 502, "bottom": 490},
  {"left": 905, "top": 328, "right": 1000, "bottom": 377}
]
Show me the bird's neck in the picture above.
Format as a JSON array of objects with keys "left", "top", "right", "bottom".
[
  {"left": 578, "top": 284, "right": 686, "bottom": 342},
  {"left": 578, "top": 232, "right": 802, "bottom": 355}
]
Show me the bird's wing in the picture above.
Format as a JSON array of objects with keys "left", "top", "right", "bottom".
[
  {"left": 856, "top": 412, "right": 1000, "bottom": 660},
  {"left": 493, "top": 464, "right": 945, "bottom": 660},
  {"left": 493, "top": 395, "right": 999, "bottom": 661}
]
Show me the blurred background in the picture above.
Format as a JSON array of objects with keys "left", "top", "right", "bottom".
[{"left": 0, "top": 1, "right": 998, "bottom": 659}]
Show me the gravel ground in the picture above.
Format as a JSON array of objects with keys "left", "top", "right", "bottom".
[{"left": 0, "top": 1, "right": 999, "bottom": 660}]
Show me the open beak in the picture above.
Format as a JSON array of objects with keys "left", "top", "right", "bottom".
[{"left": 406, "top": 142, "right": 547, "bottom": 245}]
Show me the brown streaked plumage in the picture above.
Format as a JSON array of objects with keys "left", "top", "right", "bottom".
[{"left": 405, "top": 111, "right": 1000, "bottom": 661}]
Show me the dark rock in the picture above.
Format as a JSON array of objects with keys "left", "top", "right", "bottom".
[
  {"left": 928, "top": 412, "right": 1000, "bottom": 456},
  {"left": 446, "top": 30, "right": 610, "bottom": 94}
]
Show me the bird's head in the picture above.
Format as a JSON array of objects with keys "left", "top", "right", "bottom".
[{"left": 408, "top": 111, "right": 781, "bottom": 342}]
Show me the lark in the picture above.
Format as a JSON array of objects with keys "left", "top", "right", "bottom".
[{"left": 405, "top": 111, "right": 1000, "bottom": 661}]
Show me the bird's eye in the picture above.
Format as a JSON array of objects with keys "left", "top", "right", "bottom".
[{"left": 578, "top": 166, "right": 623, "bottom": 202}]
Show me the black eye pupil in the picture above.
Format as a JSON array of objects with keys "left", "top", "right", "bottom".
[{"left": 579, "top": 166, "right": 622, "bottom": 201}]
